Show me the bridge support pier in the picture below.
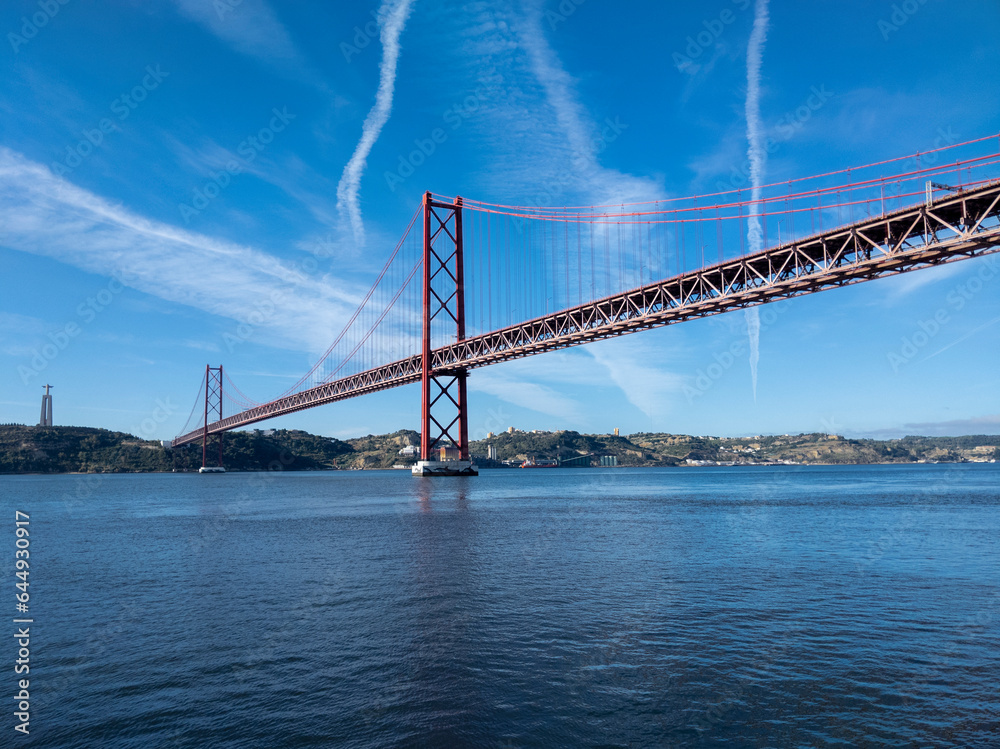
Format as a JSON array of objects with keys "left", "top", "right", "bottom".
[
  {"left": 414, "top": 192, "right": 477, "bottom": 477},
  {"left": 200, "top": 365, "right": 226, "bottom": 473}
]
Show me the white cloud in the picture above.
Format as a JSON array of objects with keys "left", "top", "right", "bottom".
[
  {"left": 165, "top": 133, "right": 340, "bottom": 228},
  {"left": 0, "top": 312, "right": 47, "bottom": 335},
  {"left": 336, "top": 0, "right": 416, "bottom": 246},
  {"left": 859, "top": 414, "right": 1000, "bottom": 438},
  {"left": 470, "top": 368, "right": 586, "bottom": 423},
  {"left": 468, "top": 338, "right": 686, "bottom": 425},
  {"left": 743, "top": 0, "right": 770, "bottom": 404},
  {"left": 882, "top": 260, "right": 969, "bottom": 301},
  {"left": 904, "top": 414, "right": 1000, "bottom": 433},
  {"left": 586, "top": 337, "right": 686, "bottom": 421},
  {"left": 922, "top": 316, "right": 1000, "bottom": 362},
  {"left": 439, "top": 0, "right": 662, "bottom": 207},
  {"left": 0, "top": 147, "right": 360, "bottom": 354},
  {"left": 170, "top": 0, "right": 321, "bottom": 86},
  {"left": 516, "top": 1, "right": 663, "bottom": 206}
]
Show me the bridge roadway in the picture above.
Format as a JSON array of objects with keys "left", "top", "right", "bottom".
[{"left": 174, "top": 181, "right": 1000, "bottom": 446}]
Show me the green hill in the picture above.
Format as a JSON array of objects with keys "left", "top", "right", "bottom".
[
  {"left": 627, "top": 431, "right": 1000, "bottom": 465},
  {"left": 0, "top": 425, "right": 353, "bottom": 473},
  {"left": 468, "top": 430, "right": 682, "bottom": 466}
]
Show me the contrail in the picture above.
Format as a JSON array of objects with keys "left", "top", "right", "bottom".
[
  {"left": 744, "top": 0, "right": 770, "bottom": 401},
  {"left": 336, "top": 0, "right": 415, "bottom": 246}
]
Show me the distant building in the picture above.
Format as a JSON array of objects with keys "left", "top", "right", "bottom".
[
  {"left": 487, "top": 444, "right": 498, "bottom": 461},
  {"left": 38, "top": 384, "right": 53, "bottom": 427},
  {"left": 160, "top": 440, "right": 173, "bottom": 449},
  {"left": 507, "top": 426, "right": 514, "bottom": 434},
  {"left": 398, "top": 445, "right": 418, "bottom": 456},
  {"left": 600, "top": 455, "right": 618, "bottom": 467},
  {"left": 613, "top": 427, "right": 619, "bottom": 436},
  {"left": 440, "top": 446, "right": 460, "bottom": 461},
  {"left": 487, "top": 432, "right": 495, "bottom": 439}
]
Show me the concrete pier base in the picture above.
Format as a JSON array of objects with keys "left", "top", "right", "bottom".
[{"left": 412, "top": 460, "right": 478, "bottom": 477}]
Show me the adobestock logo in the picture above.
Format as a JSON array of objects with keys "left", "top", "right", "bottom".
[
  {"left": 178, "top": 107, "right": 295, "bottom": 223},
  {"left": 672, "top": 0, "right": 752, "bottom": 75},
  {"left": 340, "top": 9, "right": 383, "bottom": 63},
  {"left": 887, "top": 255, "right": 999, "bottom": 373},
  {"left": 544, "top": 0, "right": 588, "bottom": 30},
  {"left": 223, "top": 290, "right": 285, "bottom": 353},
  {"left": 7, "top": 0, "right": 71, "bottom": 54},
  {"left": 17, "top": 270, "right": 134, "bottom": 385},
  {"left": 877, "top": 0, "right": 930, "bottom": 41},
  {"left": 714, "top": 84, "right": 833, "bottom": 193},
  {"left": 214, "top": 0, "right": 244, "bottom": 21},
  {"left": 384, "top": 82, "right": 491, "bottom": 192},
  {"left": 51, "top": 65, "right": 169, "bottom": 177}
]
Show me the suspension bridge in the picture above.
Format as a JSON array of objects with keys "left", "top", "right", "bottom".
[{"left": 174, "top": 135, "right": 1000, "bottom": 475}]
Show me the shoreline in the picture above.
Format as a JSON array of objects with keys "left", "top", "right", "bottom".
[{"left": 2, "top": 459, "right": 997, "bottom": 477}]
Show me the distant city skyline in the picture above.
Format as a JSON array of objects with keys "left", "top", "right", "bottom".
[{"left": 1, "top": 0, "right": 999, "bottom": 441}]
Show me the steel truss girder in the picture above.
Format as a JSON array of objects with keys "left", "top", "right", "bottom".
[
  {"left": 433, "top": 181, "right": 1000, "bottom": 370},
  {"left": 174, "top": 357, "right": 423, "bottom": 446},
  {"left": 174, "top": 181, "right": 1000, "bottom": 447}
]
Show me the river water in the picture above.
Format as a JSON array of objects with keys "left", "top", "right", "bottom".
[{"left": 2, "top": 464, "right": 998, "bottom": 747}]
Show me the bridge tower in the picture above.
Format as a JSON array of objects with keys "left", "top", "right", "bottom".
[
  {"left": 413, "top": 192, "right": 477, "bottom": 476},
  {"left": 200, "top": 365, "right": 225, "bottom": 473}
]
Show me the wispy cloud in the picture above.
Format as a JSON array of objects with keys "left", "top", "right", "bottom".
[
  {"left": 744, "top": 0, "right": 770, "bottom": 212},
  {"left": 182, "top": 339, "right": 222, "bottom": 352},
  {"left": 0, "top": 148, "right": 360, "bottom": 353},
  {"left": 0, "top": 312, "right": 47, "bottom": 336},
  {"left": 468, "top": 338, "right": 685, "bottom": 427},
  {"left": 587, "top": 337, "right": 686, "bottom": 421},
  {"left": 470, "top": 368, "right": 586, "bottom": 423},
  {"left": 467, "top": 349, "right": 613, "bottom": 423},
  {"left": 859, "top": 414, "right": 1000, "bottom": 438},
  {"left": 922, "top": 316, "right": 1000, "bottom": 362},
  {"left": 514, "top": 1, "right": 661, "bottom": 206},
  {"left": 170, "top": 0, "right": 322, "bottom": 86},
  {"left": 743, "top": 0, "right": 770, "bottom": 402},
  {"left": 436, "top": 1, "right": 661, "bottom": 207},
  {"left": 882, "top": 260, "right": 969, "bottom": 301},
  {"left": 903, "top": 414, "right": 1000, "bottom": 434},
  {"left": 336, "top": 0, "right": 416, "bottom": 246},
  {"left": 0, "top": 312, "right": 49, "bottom": 357},
  {"left": 165, "top": 133, "right": 340, "bottom": 228}
]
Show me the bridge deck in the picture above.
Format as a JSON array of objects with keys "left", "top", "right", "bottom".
[{"left": 174, "top": 182, "right": 1000, "bottom": 446}]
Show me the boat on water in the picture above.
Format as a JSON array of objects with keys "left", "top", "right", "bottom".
[{"left": 520, "top": 458, "right": 558, "bottom": 468}]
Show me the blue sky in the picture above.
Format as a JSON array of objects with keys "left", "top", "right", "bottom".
[{"left": 1, "top": 0, "right": 999, "bottom": 441}]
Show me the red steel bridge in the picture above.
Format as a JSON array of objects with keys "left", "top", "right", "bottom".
[{"left": 174, "top": 135, "right": 1000, "bottom": 470}]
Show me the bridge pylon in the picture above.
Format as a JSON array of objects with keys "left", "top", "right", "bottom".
[
  {"left": 413, "top": 192, "right": 477, "bottom": 476},
  {"left": 200, "top": 365, "right": 226, "bottom": 473}
]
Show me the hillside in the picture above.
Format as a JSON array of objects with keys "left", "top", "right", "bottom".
[
  {"left": 627, "top": 432, "right": 1000, "bottom": 465},
  {"left": 469, "top": 430, "right": 999, "bottom": 466},
  {"left": 0, "top": 425, "right": 996, "bottom": 474},
  {"left": 468, "top": 430, "right": 683, "bottom": 466},
  {"left": 0, "top": 425, "right": 354, "bottom": 473}
]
